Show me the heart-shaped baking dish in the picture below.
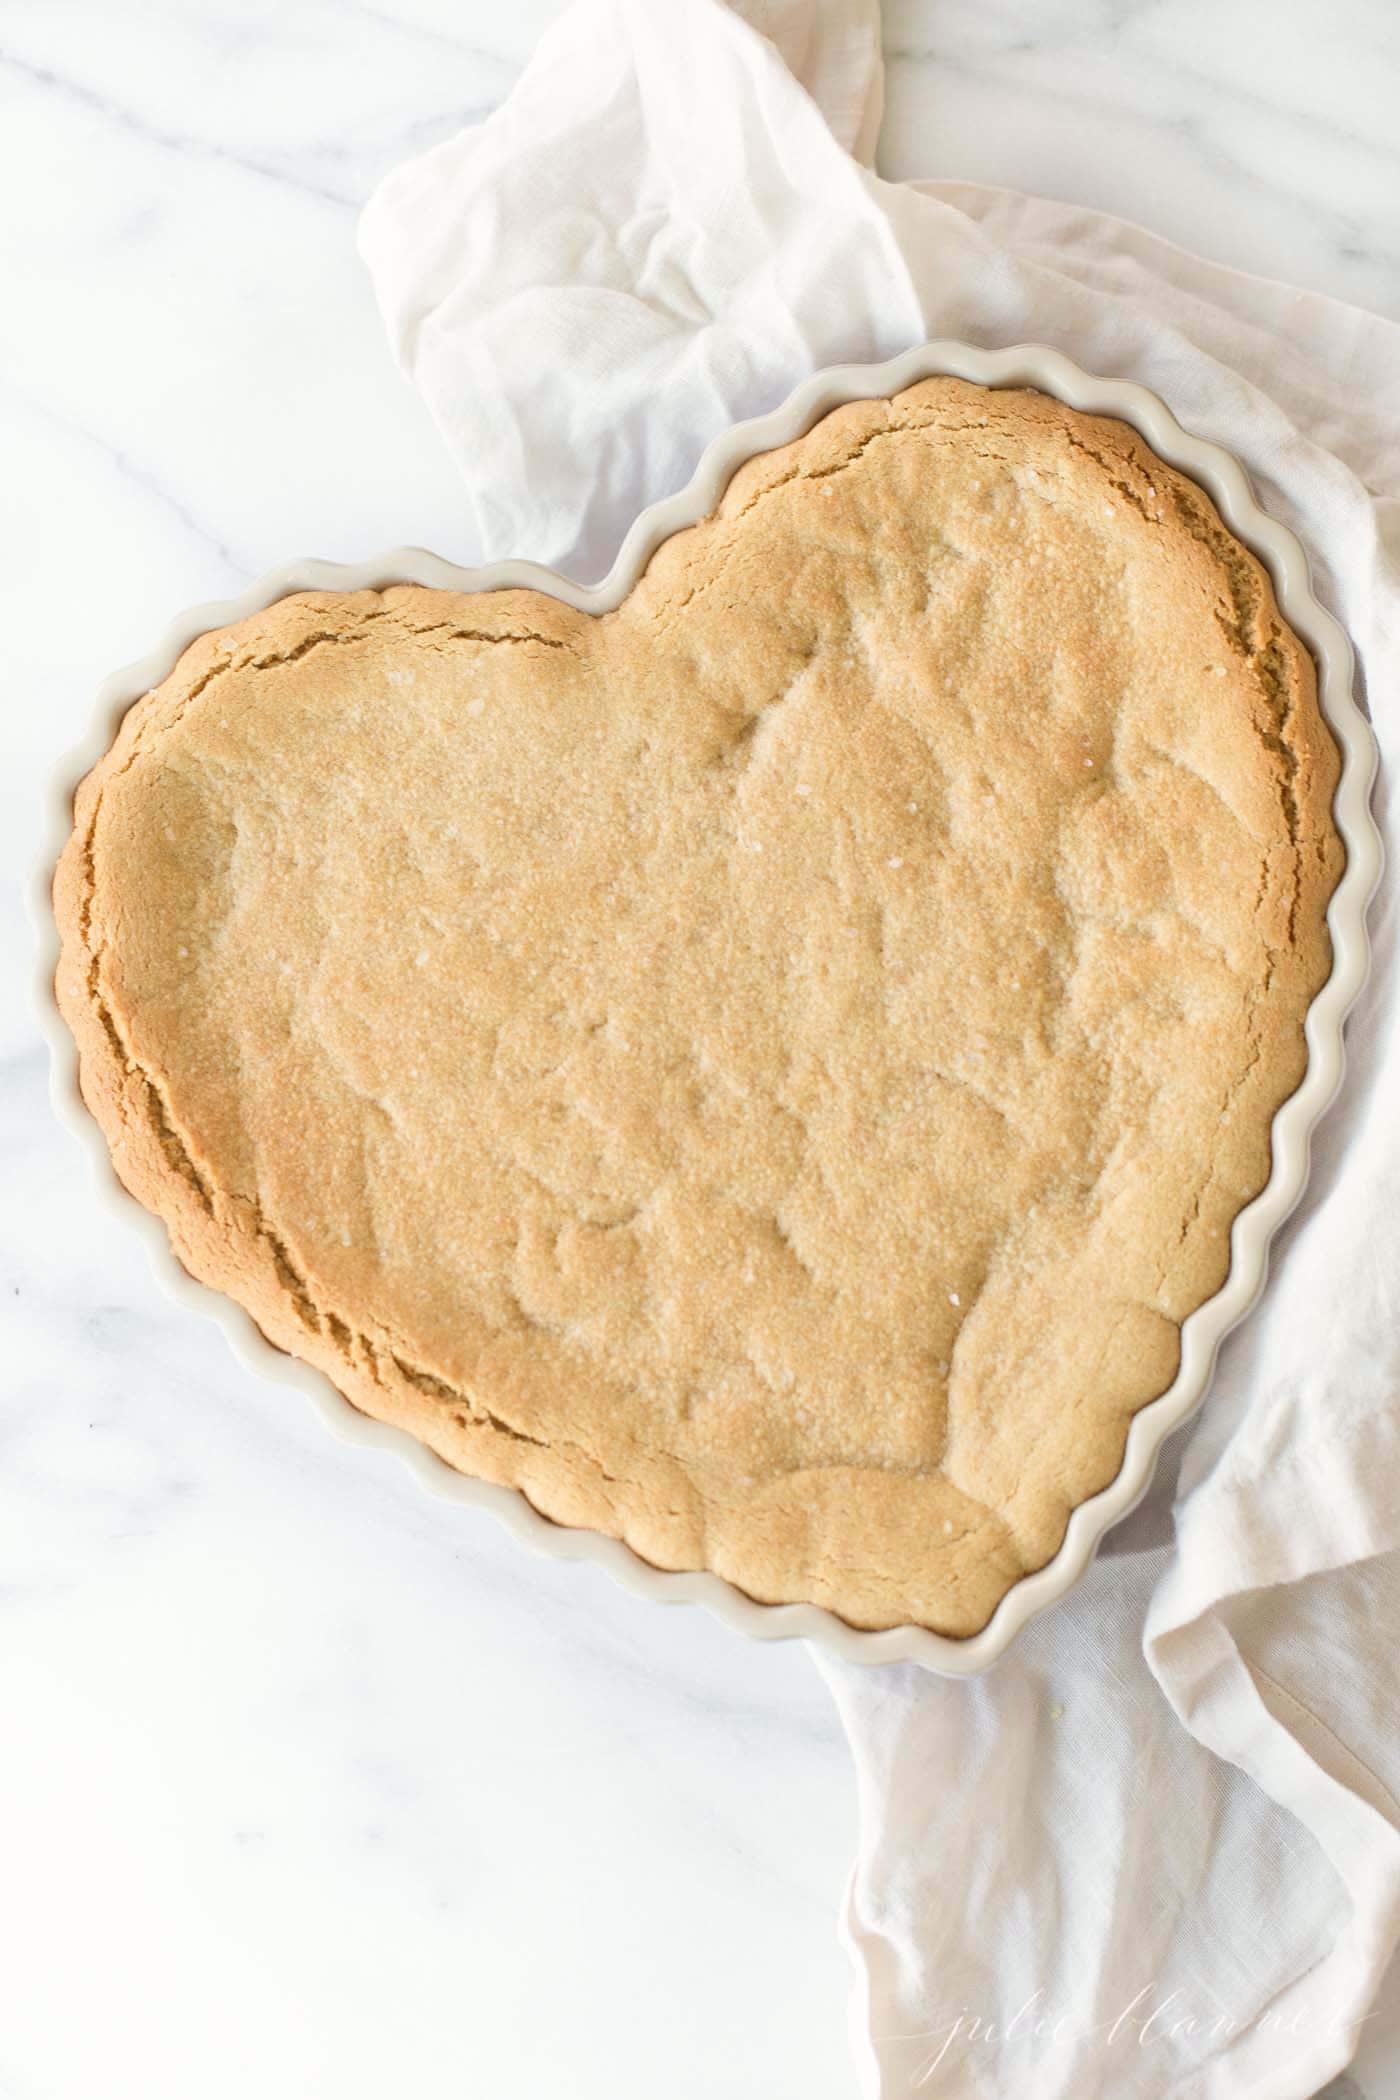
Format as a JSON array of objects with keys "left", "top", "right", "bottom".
[{"left": 36, "top": 343, "right": 1381, "bottom": 1673}]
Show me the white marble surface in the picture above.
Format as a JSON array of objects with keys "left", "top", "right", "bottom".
[{"left": 1, "top": 5, "right": 1396, "bottom": 2096}]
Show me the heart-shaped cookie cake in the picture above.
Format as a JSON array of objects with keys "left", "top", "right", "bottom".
[{"left": 55, "top": 378, "right": 1342, "bottom": 1637}]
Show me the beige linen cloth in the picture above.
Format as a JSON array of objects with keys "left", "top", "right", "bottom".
[{"left": 360, "top": 3, "right": 1400, "bottom": 2092}]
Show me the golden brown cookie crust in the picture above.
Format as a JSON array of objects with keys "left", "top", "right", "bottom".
[{"left": 54, "top": 378, "right": 1343, "bottom": 1636}]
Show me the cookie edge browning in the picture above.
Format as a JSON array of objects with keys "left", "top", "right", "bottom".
[{"left": 51, "top": 380, "right": 1345, "bottom": 1637}]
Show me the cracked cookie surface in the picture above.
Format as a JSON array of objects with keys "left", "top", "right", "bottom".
[{"left": 54, "top": 377, "right": 1343, "bottom": 1636}]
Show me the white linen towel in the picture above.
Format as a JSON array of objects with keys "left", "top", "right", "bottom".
[{"left": 359, "top": 4, "right": 1400, "bottom": 2092}]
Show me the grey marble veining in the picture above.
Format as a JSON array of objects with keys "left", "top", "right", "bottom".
[
  {"left": 879, "top": 0, "right": 1400, "bottom": 318},
  {"left": 2, "top": 4, "right": 1397, "bottom": 2096}
]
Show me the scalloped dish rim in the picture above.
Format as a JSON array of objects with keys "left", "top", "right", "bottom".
[{"left": 32, "top": 340, "right": 1383, "bottom": 1674}]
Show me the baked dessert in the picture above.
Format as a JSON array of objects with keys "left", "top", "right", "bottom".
[{"left": 54, "top": 378, "right": 1343, "bottom": 1637}]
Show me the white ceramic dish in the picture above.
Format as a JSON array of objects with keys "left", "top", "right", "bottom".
[{"left": 34, "top": 341, "right": 1382, "bottom": 1674}]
